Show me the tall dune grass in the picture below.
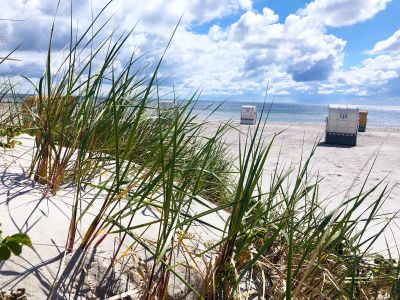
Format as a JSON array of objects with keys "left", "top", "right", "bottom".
[{"left": 1, "top": 2, "right": 399, "bottom": 299}]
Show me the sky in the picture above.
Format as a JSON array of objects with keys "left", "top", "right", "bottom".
[{"left": 0, "top": 0, "right": 399, "bottom": 105}]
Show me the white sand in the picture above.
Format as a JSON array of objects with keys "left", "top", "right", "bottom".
[
  {"left": 206, "top": 120, "right": 400, "bottom": 254},
  {"left": 1, "top": 122, "right": 400, "bottom": 297},
  {"left": 0, "top": 134, "right": 228, "bottom": 298},
  {"left": 216, "top": 121, "right": 400, "bottom": 199}
]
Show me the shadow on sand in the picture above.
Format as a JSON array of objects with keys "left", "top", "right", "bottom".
[{"left": 317, "top": 142, "right": 356, "bottom": 149}]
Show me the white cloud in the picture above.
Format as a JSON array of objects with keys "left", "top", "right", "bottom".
[
  {"left": 0, "top": 0, "right": 398, "bottom": 103},
  {"left": 0, "top": 0, "right": 253, "bottom": 52},
  {"left": 2, "top": 0, "right": 343, "bottom": 97},
  {"left": 148, "top": 6, "right": 347, "bottom": 98},
  {"left": 229, "top": 8, "right": 279, "bottom": 39},
  {"left": 177, "top": 10, "right": 346, "bottom": 90},
  {"left": 317, "top": 54, "right": 400, "bottom": 97},
  {"left": 338, "top": 55, "right": 399, "bottom": 85},
  {"left": 301, "top": 0, "right": 391, "bottom": 27},
  {"left": 93, "top": 0, "right": 253, "bottom": 34},
  {"left": 0, "top": 0, "right": 253, "bottom": 90},
  {"left": 369, "top": 29, "right": 400, "bottom": 54}
]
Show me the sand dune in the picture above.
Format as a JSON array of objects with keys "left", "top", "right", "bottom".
[
  {"left": 1, "top": 122, "right": 400, "bottom": 297},
  {"left": 0, "top": 134, "right": 228, "bottom": 298}
]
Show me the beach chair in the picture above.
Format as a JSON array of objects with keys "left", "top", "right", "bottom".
[
  {"left": 325, "top": 104, "right": 359, "bottom": 146},
  {"left": 240, "top": 105, "right": 257, "bottom": 125}
]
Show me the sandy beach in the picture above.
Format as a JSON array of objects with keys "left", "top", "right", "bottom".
[
  {"left": 0, "top": 133, "right": 229, "bottom": 298},
  {"left": 205, "top": 120, "right": 400, "bottom": 252},
  {"left": 2, "top": 0, "right": 400, "bottom": 297},
  {"left": 1, "top": 121, "right": 400, "bottom": 298},
  {"left": 220, "top": 121, "right": 400, "bottom": 202}
]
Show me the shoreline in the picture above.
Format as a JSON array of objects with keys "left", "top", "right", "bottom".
[
  {"left": 1, "top": 101, "right": 399, "bottom": 129},
  {"left": 198, "top": 117, "right": 400, "bottom": 131}
]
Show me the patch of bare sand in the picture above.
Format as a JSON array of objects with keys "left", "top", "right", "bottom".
[
  {"left": 0, "top": 134, "right": 228, "bottom": 298},
  {"left": 204, "top": 120, "right": 400, "bottom": 255}
]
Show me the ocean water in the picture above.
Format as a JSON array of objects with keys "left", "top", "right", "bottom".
[
  {"left": 2, "top": 96, "right": 399, "bottom": 128},
  {"left": 190, "top": 101, "right": 400, "bottom": 128}
]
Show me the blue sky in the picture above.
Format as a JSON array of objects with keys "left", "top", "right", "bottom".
[
  {"left": 193, "top": 0, "right": 400, "bottom": 70},
  {"left": 329, "top": 0, "right": 400, "bottom": 67},
  {"left": 0, "top": 0, "right": 400, "bottom": 105}
]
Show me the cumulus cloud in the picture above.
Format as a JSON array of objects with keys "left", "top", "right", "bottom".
[
  {"left": 0, "top": 0, "right": 398, "bottom": 103},
  {"left": 208, "top": 11, "right": 345, "bottom": 85},
  {"left": 2, "top": 0, "right": 342, "bottom": 96},
  {"left": 287, "top": 55, "right": 336, "bottom": 82},
  {"left": 0, "top": 0, "right": 252, "bottom": 52},
  {"left": 0, "top": 0, "right": 75, "bottom": 52},
  {"left": 0, "top": 0, "right": 252, "bottom": 80},
  {"left": 340, "top": 55, "right": 399, "bottom": 85},
  {"left": 317, "top": 54, "right": 400, "bottom": 97},
  {"left": 301, "top": 0, "right": 391, "bottom": 27},
  {"left": 229, "top": 8, "right": 279, "bottom": 40},
  {"left": 150, "top": 6, "right": 347, "bottom": 97},
  {"left": 368, "top": 29, "right": 400, "bottom": 54}
]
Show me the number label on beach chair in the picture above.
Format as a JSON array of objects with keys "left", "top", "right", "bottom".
[{"left": 339, "top": 111, "right": 348, "bottom": 119}]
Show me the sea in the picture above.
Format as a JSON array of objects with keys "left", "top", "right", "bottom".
[
  {"left": 189, "top": 100, "right": 400, "bottom": 128},
  {"left": 2, "top": 96, "right": 400, "bottom": 128}
]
